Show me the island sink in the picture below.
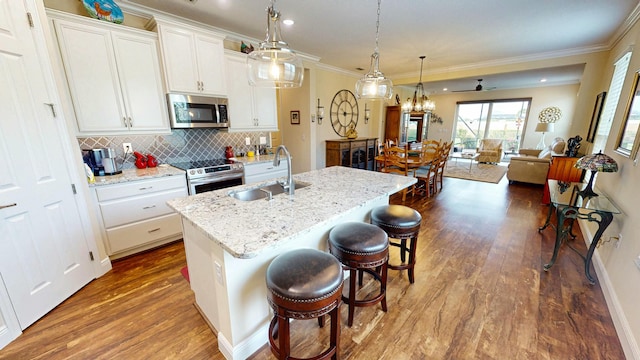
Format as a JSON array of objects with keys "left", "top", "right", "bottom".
[{"left": 229, "top": 181, "right": 310, "bottom": 201}]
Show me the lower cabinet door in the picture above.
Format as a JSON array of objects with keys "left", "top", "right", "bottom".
[{"left": 106, "top": 213, "right": 182, "bottom": 255}]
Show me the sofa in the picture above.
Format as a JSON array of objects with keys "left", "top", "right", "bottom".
[
  {"left": 477, "top": 139, "right": 503, "bottom": 163},
  {"left": 506, "top": 137, "right": 566, "bottom": 185}
]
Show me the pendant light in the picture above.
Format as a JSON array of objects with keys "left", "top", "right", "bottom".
[
  {"left": 402, "top": 56, "right": 435, "bottom": 113},
  {"left": 355, "top": 0, "right": 393, "bottom": 99},
  {"left": 247, "top": 0, "right": 304, "bottom": 88}
]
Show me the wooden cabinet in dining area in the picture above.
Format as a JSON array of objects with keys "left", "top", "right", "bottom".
[{"left": 326, "top": 138, "right": 378, "bottom": 170}]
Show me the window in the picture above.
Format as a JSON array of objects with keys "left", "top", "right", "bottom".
[
  {"left": 616, "top": 70, "right": 640, "bottom": 157},
  {"left": 592, "top": 51, "right": 632, "bottom": 153},
  {"left": 453, "top": 99, "right": 531, "bottom": 152}
]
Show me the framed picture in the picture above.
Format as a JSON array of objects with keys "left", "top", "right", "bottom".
[
  {"left": 587, "top": 91, "right": 606, "bottom": 143},
  {"left": 290, "top": 110, "right": 300, "bottom": 125}
]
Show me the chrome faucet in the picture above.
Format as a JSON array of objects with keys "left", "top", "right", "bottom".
[{"left": 273, "top": 145, "right": 294, "bottom": 196}]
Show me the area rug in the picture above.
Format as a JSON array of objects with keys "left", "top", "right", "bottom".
[
  {"left": 180, "top": 266, "right": 190, "bottom": 283},
  {"left": 443, "top": 162, "right": 507, "bottom": 183}
]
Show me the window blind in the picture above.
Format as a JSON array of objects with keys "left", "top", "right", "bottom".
[{"left": 593, "top": 51, "right": 632, "bottom": 153}]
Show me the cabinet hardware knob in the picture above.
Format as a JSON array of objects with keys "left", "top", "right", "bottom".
[{"left": 0, "top": 203, "right": 17, "bottom": 210}]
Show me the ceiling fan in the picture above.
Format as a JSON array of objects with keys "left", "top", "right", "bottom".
[{"left": 452, "top": 79, "right": 496, "bottom": 92}]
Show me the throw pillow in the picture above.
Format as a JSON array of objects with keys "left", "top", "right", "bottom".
[{"left": 538, "top": 148, "right": 552, "bottom": 159}]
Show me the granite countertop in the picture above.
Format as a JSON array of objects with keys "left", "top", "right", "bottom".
[
  {"left": 233, "top": 154, "right": 278, "bottom": 165},
  {"left": 167, "top": 166, "right": 416, "bottom": 259},
  {"left": 91, "top": 164, "right": 185, "bottom": 186}
]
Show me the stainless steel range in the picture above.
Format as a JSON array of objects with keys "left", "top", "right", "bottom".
[{"left": 170, "top": 159, "right": 244, "bottom": 195}]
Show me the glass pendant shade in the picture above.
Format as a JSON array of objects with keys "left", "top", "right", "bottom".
[
  {"left": 356, "top": 52, "right": 393, "bottom": 99},
  {"left": 355, "top": 0, "right": 393, "bottom": 99},
  {"left": 247, "top": 3, "right": 303, "bottom": 88}
]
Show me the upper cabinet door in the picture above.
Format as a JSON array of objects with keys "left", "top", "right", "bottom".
[
  {"left": 194, "top": 33, "right": 227, "bottom": 96},
  {"left": 111, "top": 32, "right": 169, "bottom": 131},
  {"left": 224, "top": 52, "right": 255, "bottom": 131},
  {"left": 53, "top": 20, "right": 128, "bottom": 133},
  {"left": 51, "top": 14, "right": 170, "bottom": 135},
  {"left": 157, "top": 23, "right": 227, "bottom": 97},
  {"left": 157, "top": 26, "right": 200, "bottom": 94},
  {"left": 224, "top": 51, "right": 278, "bottom": 132}
]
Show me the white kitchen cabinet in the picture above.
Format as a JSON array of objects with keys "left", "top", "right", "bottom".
[
  {"left": 225, "top": 51, "right": 278, "bottom": 132},
  {"left": 243, "top": 160, "right": 288, "bottom": 185},
  {"left": 153, "top": 20, "right": 226, "bottom": 96},
  {"left": 93, "top": 176, "right": 187, "bottom": 259},
  {"left": 50, "top": 12, "right": 169, "bottom": 135}
]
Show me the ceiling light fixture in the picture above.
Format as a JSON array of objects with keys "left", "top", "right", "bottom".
[
  {"left": 247, "top": 0, "right": 303, "bottom": 88},
  {"left": 355, "top": 0, "right": 392, "bottom": 100},
  {"left": 402, "top": 56, "right": 435, "bottom": 113}
]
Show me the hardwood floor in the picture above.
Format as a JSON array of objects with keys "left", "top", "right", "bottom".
[{"left": 0, "top": 176, "right": 624, "bottom": 359}]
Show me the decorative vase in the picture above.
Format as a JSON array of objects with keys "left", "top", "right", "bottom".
[{"left": 225, "top": 146, "right": 234, "bottom": 159}]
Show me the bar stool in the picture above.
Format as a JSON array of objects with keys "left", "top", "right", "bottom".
[
  {"left": 370, "top": 205, "right": 422, "bottom": 284},
  {"left": 328, "top": 221, "right": 389, "bottom": 327},
  {"left": 266, "top": 248, "right": 343, "bottom": 360}
]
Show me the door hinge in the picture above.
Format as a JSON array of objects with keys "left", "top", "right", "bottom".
[
  {"left": 89, "top": 251, "right": 94, "bottom": 261},
  {"left": 46, "top": 103, "right": 57, "bottom": 118},
  {"left": 26, "top": 12, "right": 34, "bottom": 28},
  {"left": 71, "top": 184, "right": 77, "bottom": 194}
]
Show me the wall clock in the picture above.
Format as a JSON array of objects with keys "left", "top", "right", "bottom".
[{"left": 330, "top": 89, "right": 359, "bottom": 137}]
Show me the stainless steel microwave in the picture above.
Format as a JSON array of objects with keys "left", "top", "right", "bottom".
[{"left": 167, "top": 93, "right": 229, "bottom": 129}]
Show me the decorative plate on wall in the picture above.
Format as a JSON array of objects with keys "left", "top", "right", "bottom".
[
  {"left": 82, "top": 0, "right": 124, "bottom": 24},
  {"left": 538, "top": 106, "right": 562, "bottom": 123}
]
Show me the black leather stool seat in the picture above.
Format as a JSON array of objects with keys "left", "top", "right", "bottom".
[
  {"left": 371, "top": 205, "right": 422, "bottom": 284},
  {"left": 266, "top": 249, "right": 343, "bottom": 360},
  {"left": 329, "top": 222, "right": 389, "bottom": 327}
]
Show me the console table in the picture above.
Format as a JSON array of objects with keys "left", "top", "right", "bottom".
[
  {"left": 542, "top": 156, "right": 584, "bottom": 204},
  {"left": 325, "top": 138, "right": 378, "bottom": 171},
  {"left": 539, "top": 180, "right": 621, "bottom": 284}
]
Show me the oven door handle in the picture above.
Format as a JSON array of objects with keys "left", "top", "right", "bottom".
[{"left": 188, "top": 172, "right": 244, "bottom": 187}]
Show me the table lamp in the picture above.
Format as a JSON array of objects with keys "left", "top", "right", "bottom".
[
  {"left": 574, "top": 151, "right": 618, "bottom": 197},
  {"left": 535, "top": 122, "right": 555, "bottom": 149}
]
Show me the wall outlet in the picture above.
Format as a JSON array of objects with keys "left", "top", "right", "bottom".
[
  {"left": 122, "top": 142, "right": 132, "bottom": 153},
  {"left": 259, "top": 136, "right": 267, "bottom": 145},
  {"left": 634, "top": 255, "right": 640, "bottom": 271},
  {"left": 245, "top": 137, "right": 251, "bottom": 145}
]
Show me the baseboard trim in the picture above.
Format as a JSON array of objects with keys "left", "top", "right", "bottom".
[{"left": 578, "top": 219, "right": 640, "bottom": 360}]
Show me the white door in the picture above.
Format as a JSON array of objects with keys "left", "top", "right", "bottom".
[{"left": 0, "top": 0, "right": 94, "bottom": 331}]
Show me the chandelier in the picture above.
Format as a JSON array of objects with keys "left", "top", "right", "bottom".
[
  {"left": 355, "top": 0, "right": 393, "bottom": 99},
  {"left": 247, "top": 0, "right": 304, "bottom": 88},
  {"left": 402, "top": 56, "right": 435, "bottom": 113}
]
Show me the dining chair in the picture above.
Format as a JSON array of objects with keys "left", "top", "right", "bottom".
[
  {"left": 415, "top": 144, "right": 445, "bottom": 197},
  {"left": 380, "top": 143, "right": 415, "bottom": 201},
  {"left": 435, "top": 141, "right": 453, "bottom": 192},
  {"left": 419, "top": 139, "right": 440, "bottom": 166}
]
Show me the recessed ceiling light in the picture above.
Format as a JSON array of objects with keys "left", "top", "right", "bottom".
[
  {"left": 443, "top": 88, "right": 448, "bottom": 92},
  {"left": 283, "top": 19, "right": 294, "bottom": 26},
  {"left": 540, "top": 78, "right": 547, "bottom": 82}
]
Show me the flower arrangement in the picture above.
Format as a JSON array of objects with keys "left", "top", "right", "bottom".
[{"left": 430, "top": 112, "right": 443, "bottom": 124}]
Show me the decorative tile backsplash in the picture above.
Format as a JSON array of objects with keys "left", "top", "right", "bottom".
[{"left": 78, "top": 129, "right": 270, "bottom": 169}]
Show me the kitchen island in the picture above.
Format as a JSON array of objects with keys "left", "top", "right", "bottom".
[{"left": 167, "top": 166, "right": 416, "bottom": 360}]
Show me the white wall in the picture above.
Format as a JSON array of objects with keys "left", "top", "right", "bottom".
[
  {"left": 422, "top": 84, "right": 581, "bottom": 149},
  {"left": 279, "top": 69, "right": 311, "bottom": 174},
  {"left": 587, "top": 16, "right": 640, "bottom": 360}
]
